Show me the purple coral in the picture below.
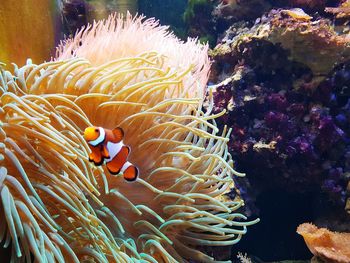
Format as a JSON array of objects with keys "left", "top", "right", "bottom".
[{"left": 210, "top": 14, "right": 350, "bottom": 213}]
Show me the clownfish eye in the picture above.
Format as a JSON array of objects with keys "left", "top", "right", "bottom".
[{"left": 95, "top": 129, "right": 99, "bottom": 133}]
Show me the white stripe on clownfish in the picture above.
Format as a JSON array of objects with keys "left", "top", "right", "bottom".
[
  {"left": 105, "top": 141, "right": 124, "bottom": 163},
  {"left": 88, "top": 127, "right": 105, "bottom": 146},
  {"left": 121, "top": 161, "right": 132, "bottom": 173}
]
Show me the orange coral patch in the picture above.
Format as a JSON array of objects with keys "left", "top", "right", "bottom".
[{"left": 297, "top": 223, "right": 350, "bottom": 263}]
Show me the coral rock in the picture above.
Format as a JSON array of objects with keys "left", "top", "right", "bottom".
[
  {"left": 209, "top": 8, "right": 350, "bottom": 218},
  {"left": 213, "top": 9, "right": 350, "bottom": 79},
  {"left": 325, "top": 0, "right": 350, "bottom": 18}
]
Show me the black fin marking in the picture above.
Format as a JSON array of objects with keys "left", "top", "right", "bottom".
[{"left": 93, "top": 158, "right": 104, "bottom": 166}]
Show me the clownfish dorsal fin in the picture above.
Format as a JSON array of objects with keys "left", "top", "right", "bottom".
[{"left": 112, "top": 127, "right": 124, "bottom": 142}]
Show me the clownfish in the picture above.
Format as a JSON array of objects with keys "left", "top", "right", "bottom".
[{"left": 83, "top": 126, "right": 139, "bottom": 181}]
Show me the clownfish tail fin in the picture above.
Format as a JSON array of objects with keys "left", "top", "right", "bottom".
[
  {"left": 112, "top": 127, "right": 124, "bottom": 142},
  {"left": 123, "top": 165, "right": 139, "bottom": 182}
]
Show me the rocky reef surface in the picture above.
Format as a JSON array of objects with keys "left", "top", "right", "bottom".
[
  {"left": 210, "top": 6, "right": 350, "bottom": 213},
  {"left": 204, "top": 0, "right": 350, "bottom": 261}
]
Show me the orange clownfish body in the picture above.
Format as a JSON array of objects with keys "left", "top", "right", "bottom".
[{"left": 83, "top": 126, "right": 138, "bottom": 181}]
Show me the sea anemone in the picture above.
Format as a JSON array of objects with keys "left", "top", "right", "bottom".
[{"left": 0, "top": 13, "right": 257, "bottom": 262}]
